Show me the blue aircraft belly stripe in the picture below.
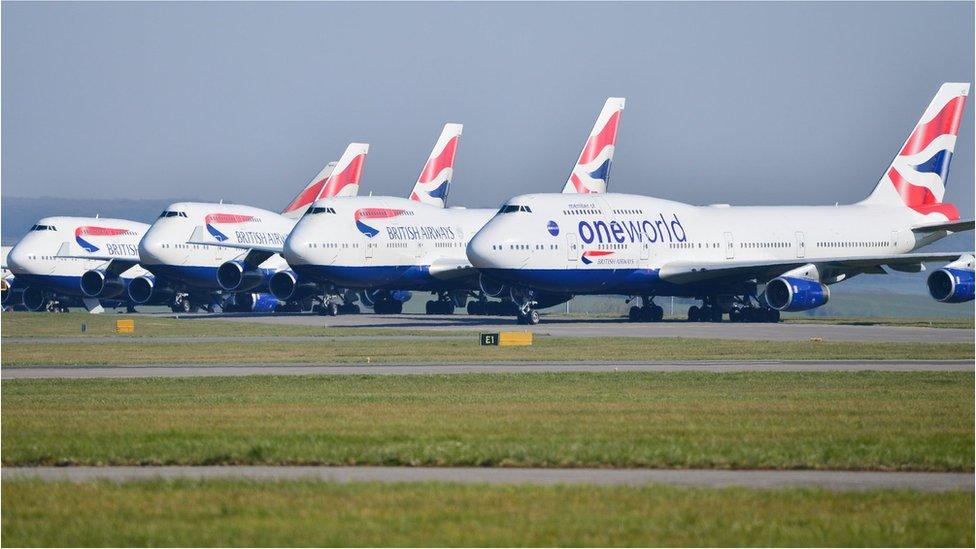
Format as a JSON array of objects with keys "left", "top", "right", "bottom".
[{"left": 292, "top": 264, "right": 475, "bottom": 292}]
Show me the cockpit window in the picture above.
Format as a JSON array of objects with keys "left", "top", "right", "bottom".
[
  {"left": 159, "top": 211, "right": 188, "bottom": 218},
  {"left": 309, "top": 207, "right": 337, "bottom": 215},
  {"left": 498, "top": 205, "right": 531, "bottom": 214},
  {"left": 29, "top": 224, "right": 57, "bottom": 231}
]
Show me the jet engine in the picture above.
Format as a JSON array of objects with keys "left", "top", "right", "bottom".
[
  {"left": 80, "top": 269, "right": 126, "bottom": 299},
  {"left": 22, "top": 286, "right": 49, "bottom": 312},
  {"left": 764, "top": 277, "right": 830, "bottom": 311},
  {"left": 927, "top": 268, "right": 975, "bottom": 303},
  {"left": 127, "top": 275, "right": 175, "bottom": 305},
  {"left": 217, "top": 261, "right": 269, "bottom": 292},
  {"left": 479, "top": 274, "right": 508, "bottom": 298},
  {"left": 269, "top": 269, "right": 318, "bottom": 301},
  {"left": 236, "top": 292, "right": 281, "bottom": 312}
]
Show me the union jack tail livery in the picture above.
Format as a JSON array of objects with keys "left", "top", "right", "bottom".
[
  {"left": 281, "top": 143, "right": 369, "bottom": 218},
  {"left": 862, "top": 82, "right": 969, "bottom": 221},
  {"left": 281, "top": 161, "right": 337, "bottom": 218},
  {"left": 410, "top": 123, "right": 463, "bottom": 208},
  {"left": 562, "top": 97, "right": 625, "bottom": 194}
]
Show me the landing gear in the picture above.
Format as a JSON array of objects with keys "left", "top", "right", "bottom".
[
  {"left": 627, "top": 296, "right": 664, "bottom": 322},
  {"left": 510, "top": 287, "right": 540, "bottom": 325},
  {"left": 517, "top": 309, "right": 540, "bottom": 325},
  {"left": 687, "top": 295, "right": 781, "bottom": 323},
  {"left": 687, "top": 298, "right": 724, "bottom": 322},
  {"left": 425, "top": 292, "right": 456, "bottom": 315},
  {"left": 171, "top": 295, "right": 192, "bottom": 314},
  {"left": 425, "top": 299, "right": 453, "bottom": 314}
]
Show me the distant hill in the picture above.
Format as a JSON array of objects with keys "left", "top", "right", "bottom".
[{"left": 1, "top": 196, "right": 197, "bottom": 245}]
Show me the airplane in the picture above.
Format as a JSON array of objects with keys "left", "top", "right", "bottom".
[
  {"left": 466, "top": 83, "right": 975, "bottom": 324},
  {"left": 279, "top": 99, "right": 626, "bottom": 315},
  {"left": 131, "top": 143, "right": 367, "bottom": 313},
  {"left": 199, "top": 124, "right": 465, "bottom": 315},
  {"left": 5, "top": 217, "right": 150, "bottom": 313}
]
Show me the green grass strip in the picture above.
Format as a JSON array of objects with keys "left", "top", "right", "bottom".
[
  {"left": 3, "top": 372, "right": 971, "bottom": 470},
  {"left": 2, "top": 480, "right": 971, "bottom": 547}
]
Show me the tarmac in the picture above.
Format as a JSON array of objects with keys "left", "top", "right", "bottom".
[
  {"left": 4, "top": 360, "right": 970, "bottom": 379},
  {"left": 3, "top": 466, "right": 970, "bottom": 492},
  {"left": 191, "top": 313, "right": 974, "bottom": 342}
]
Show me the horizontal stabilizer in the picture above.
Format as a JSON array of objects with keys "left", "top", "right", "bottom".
[{"left": 912, "top": 218, "right": 975, "bottom": 233}]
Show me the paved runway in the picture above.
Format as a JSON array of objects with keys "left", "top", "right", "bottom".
[
  {"left": 197, "top": 313, "right": 973, "bottom": 343},
  {"left": 3, "top": 466, "right": 970, "bottom": 492},
  {"left": 4, "top": 360, "right": 970, "bottom": 379}
]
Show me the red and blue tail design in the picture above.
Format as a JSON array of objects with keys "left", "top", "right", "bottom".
[
  {"left": 410, "top": 123, "right": 462, "bottom": 208},
  {"left": 281, "top": 143, "right": 369, "bottom": 218},
  {"left": 562, "top": 98, "right": 625, "bottom": 194},
  {"left": 205, "top": 213, "right": 257, "bottom": 241},
  {"left": 862, "top": 83, "right": 969, "bottom": 220},
  {"left": 74, "top": 226, "right": 134, "bottom": 253},
  {"left": 354, "top": 208, "right": 406, "bottom": 238}
]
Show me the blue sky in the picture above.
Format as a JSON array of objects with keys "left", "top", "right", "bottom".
[{"left": 3, "top": 2, "right": 973, "bottom": 221}]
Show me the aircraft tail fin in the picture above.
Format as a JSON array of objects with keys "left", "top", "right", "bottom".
[
  {"left": 860, "top": 82, "right": 969, "bottom": 221},
  {"left": 280, "top": 143, "right": 369, "bottom": 218},
  {"left": 562, "top": 97, "right": 625, "bottom": 194},
  {"left": 409, "top": 123, "right": 463, "bottom": 208}
]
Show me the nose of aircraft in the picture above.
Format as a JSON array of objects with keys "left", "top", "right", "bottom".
[
  {"left": 137, "top": 230, "right": 166, "bottom": 265},
  {"left": 282, "top": 228, "right": 314, "bottom": 266},
  {"left": 466, "top": 229, "right": 497, "bottom": 270},
  {"left": 6, "top": 244, "right": 31, "bottom": 273}
]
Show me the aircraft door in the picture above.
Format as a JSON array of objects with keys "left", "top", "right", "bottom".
[
  {"left": 566, "top": 234, "right": 578, "bottom": 262},
  {"left": 364, "top": 240, "right": 373, "bottom": 261},
  {"left": 795, "top": 231, "right": 805, "bottom": 258},
  {"left": 724, "top": 232, "right": 734, "bottom": 260}
]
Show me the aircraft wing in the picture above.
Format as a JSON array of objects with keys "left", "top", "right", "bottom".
[
  {"left": 428, "top": 257, "right": 477, "bottom": 280},
  {"left": 658, "top": 252, "right": 971, "bottom": 285},
  {"left": 187, "top": 226, "right": 284, "bottom": 254}
]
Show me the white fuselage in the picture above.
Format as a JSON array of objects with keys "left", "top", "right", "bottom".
[
  {"left": 467, "top": 193, "right": 924, "bottom": 295},
  {"left": 6, "top": 216, "right": 148, "bottom": 296},
  {"left": 284, "top": 196, "right": 495, "bottom": 290},
  {"left": 138, "top": 202, "right": 292, "bottom": 290}
]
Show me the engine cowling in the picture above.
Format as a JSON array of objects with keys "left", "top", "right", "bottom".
[
  {"left": 127, "top": 275, "right": 175, "bottom": 305},
  {"left": 361, "top": 289, "right": 413, "bottom": 307},
  {"left": 22, "top": 286, "right": 48, "bottom": 312},
  {"left": 237, "top": 292, "right": 281, "bottom": 312},
  {"left": 80, "top": 269, "right": 126, "bottom": 299},
  {"left": 927, "top": 268, "right": 975, "bottom": 303},
  {"left": 765, "top": 277, "right": 830, "bottom": 312},
  {"left": 269, "top": 270, "right": 318, "bottom": 301},
  {"left": 217, "top": 261, "right": 269, "bottom": 292},
  {"left": 479, "top": 274, "right": 508, "bottom": 298}
]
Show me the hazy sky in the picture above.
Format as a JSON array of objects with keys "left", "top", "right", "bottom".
[{"left": 3, "top": 2, "right": 974, "bottom": 217}]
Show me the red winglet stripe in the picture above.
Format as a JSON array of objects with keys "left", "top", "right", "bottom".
[
  {"left": 577, "top": 111, "right": 621, "bottom": 165},
  {"left": 900, "top": 96, "right": 967, "bottom": 156}
]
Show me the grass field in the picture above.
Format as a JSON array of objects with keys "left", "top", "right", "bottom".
[
  {"left": 0, "top": 312, "right": 469, "bottom": 338},
  {"left": 3, "top": 372, "right": 971, "bottom": 470},
  {"left": 2, "top": 480, "right": 971, "bottom": 546},
  {"left": 3, "top": 337, "right": 972, "bottom": 366}
]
